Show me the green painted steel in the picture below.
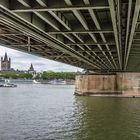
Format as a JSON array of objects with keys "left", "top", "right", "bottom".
[{"left": 0, "top": 0, "right": 140, "bottom": 72}]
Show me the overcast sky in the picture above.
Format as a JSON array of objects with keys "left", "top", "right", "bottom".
[{"left": 0, "top": 45, "right": 82, "bottom": 72}]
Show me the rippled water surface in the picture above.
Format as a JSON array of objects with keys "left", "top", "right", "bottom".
[{"left": 0, "top": 84, "right": 140, "bottom": 140}]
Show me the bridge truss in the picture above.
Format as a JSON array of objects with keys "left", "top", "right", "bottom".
[{"left": 0, "top": 0, "right": 140, "bottom": 72}]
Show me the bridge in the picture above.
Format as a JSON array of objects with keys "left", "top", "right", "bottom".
[{"left": 0, "top": 0, "right": 140, "bottom": 72}]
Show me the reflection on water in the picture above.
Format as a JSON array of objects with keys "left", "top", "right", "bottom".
[
  {"left": 74, "top": 97, "right": 140, "bottom": 140},
  {"left": 0, "top": 84, "right": 140, "bottom": 140}
]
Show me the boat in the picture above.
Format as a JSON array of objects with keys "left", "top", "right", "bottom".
[
  {"left": 0, "top": 83, "right": 17, "bottom": 87},
  {"left": 33, "top": 80, "right": 41, "bottom": 84},
  {"left": 48, "top": 79, "right": 66, "bottom": 85},
  {"left": 0, "top": 79, "right": 17, "bottom": 87}
]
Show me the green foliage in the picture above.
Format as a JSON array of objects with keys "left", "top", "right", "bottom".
[
  {"left": 0, "top": 73, "right": 33, "bottom": 79},
  {"left": 41, "top": 72, "right": 76, "bottom": 80},
  {"left": 34, "top": 74, "right": 41, "bottom": 79},
  {"left": 18, "top": 73, "right": 33, "bottom": 79},
  {"left": 0, "top": 72, "right": 76, "bottom": 80}
]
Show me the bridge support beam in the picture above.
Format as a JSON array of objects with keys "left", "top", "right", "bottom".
[{"left": 75, "top": 73, "right": 140, "bottom": 97}]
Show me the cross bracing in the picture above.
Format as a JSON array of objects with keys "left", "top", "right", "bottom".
[{"left": 0, "top": 0, "right": 140, "bottom": 72}]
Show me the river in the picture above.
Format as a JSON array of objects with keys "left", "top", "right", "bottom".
[{"left": 0, "top": 84, "right": 140, "bottom": 140}]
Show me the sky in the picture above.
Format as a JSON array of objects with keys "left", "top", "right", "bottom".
[{"left": 0, "top": 45, "right": 82, "bottom": 72}]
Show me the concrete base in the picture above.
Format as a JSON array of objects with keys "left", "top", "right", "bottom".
[{"left": 75, "top": 73, "right": 140, "bottom": 97}]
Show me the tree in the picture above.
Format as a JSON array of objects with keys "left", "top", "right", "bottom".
[{"left": 41, "top": 72, "right": 76, "bottom": 80}]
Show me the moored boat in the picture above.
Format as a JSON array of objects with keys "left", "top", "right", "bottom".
[
  {"left": 0, "top": 83, "right": 17, "bottom": 87},
  {"left": 0, "top": 79, "right": 17, "bottom": 87},
  {"left": 33, "top": 80, "right": 41, "bottom": 84},
  {"left": 48, "top": 80, "right": 66, "bottom": 85}
]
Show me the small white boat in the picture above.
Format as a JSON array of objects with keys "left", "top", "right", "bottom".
[
  {"left": 0, "top": 83, "right": 17, "bottom": 87},
  {"left": 0, "top": 79, "right": 17, "bottom": 87},
  {"left": 48, "top": 80, "right": 66, "bottom": 85},
  {"left": 33, "top": 80, "right": 40, "bottom": 84}
]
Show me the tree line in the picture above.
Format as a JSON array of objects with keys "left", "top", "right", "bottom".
[
  {"left": 41, "top": 72, "right": 76, "bottom": 80},
  {"left": 0, "top": 72, "right": 77, "bottom": 80},
  {"left": 0, "top": 73, "right": 33, "bottom": 79}
]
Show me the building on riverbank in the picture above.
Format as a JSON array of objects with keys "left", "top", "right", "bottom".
[
  {"left": 0, "top": 53, "right": 36, "bottom": 76},
  {"left": 1, "top": 52, "right": 11, "bottom": 71}
]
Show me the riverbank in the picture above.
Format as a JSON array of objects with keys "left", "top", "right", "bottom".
[{"left": 0, "top": 78, "right": 75, "bottom": 85}]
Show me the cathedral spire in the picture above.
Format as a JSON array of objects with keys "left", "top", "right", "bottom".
[
  {"left": 29, "top": 63, "right": 34, "bottom": 71},
  {"left": 4, "top": 52, "right": 8, "bottom": 61}
]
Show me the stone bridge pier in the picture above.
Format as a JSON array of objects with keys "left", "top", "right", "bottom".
[{"left": 75, "top": 73, "right": 140, "bottom": 97}]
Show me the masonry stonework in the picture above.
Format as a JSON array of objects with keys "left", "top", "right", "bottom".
[{"left": 75, "top": 73, "right": 140, "bottom": 96}]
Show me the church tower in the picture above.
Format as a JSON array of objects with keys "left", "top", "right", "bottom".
[
  {"left": 28, "top": 63, "right": 36, "bottom": 74},
  {"left": 29, "top": 63, "right": 34, "bottom": 71},
  {"left": 1, "top": 52, "right": 11, "bottom": 71}
]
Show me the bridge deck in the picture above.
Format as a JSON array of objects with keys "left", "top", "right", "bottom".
[{"left": 0, "top": 0, "right": 140, "bottom": 72}]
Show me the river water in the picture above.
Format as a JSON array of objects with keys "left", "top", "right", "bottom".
[{"left": 0, "top": 84, "right": 140, "bottom": 140}]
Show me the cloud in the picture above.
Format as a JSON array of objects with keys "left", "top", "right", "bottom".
[{"left": 0, "top": 45, "right": 82, "bottom": 72}]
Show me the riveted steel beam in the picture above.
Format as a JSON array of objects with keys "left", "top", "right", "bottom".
[
  {"left": 83, "top": 0, "right": 117, "bottom": 69},
  {"left": 12, "top": 6, "right": 109, "bottom": 12},
  {"left": 108, "top": 0, "right": 122, "bottom": 69},
  {"left": 124, "top": 0, "right": 140, "bottom": 69},
  {"left": 48, "top": 30, "right": 113, "bottom": 34},
  {"left": 64, "top": 0, "right": 113, "bottom": 69},
  {"left": 124, "top": 0, "right": 132, "bottom": 66},
  {"left": 0, "top": 6, "right": 100, "bottom": 69}
]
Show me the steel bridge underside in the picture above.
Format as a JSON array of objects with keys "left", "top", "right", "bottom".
[{"left": 0, "top": 0, "right": 140, "bottom": 72}]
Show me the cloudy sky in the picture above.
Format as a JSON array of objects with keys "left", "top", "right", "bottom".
[{"left": 0, "top": 45, "right": 82, "bottom": 72}]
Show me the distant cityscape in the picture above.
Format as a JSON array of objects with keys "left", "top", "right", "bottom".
[
  {"left": 0, "top": 52, "right": 36, "bottom": 75},
  {"left": 0, "top": 52, "right": 78, "bottom": 82}
]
